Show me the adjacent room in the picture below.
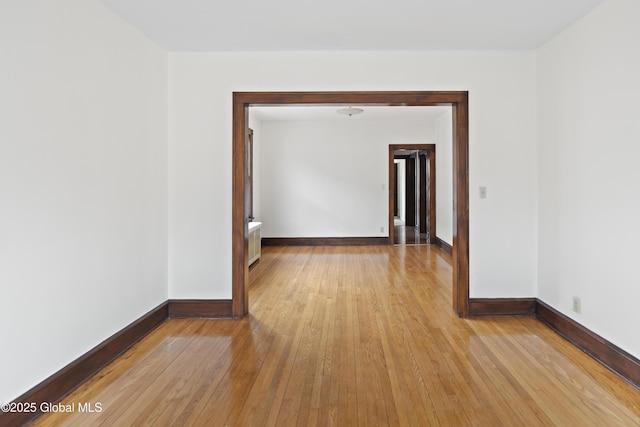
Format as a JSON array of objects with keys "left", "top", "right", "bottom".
[{"left": 247, "top": 105, "right": 452, "bottom": 247}]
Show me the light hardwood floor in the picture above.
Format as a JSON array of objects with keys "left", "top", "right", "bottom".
[
  {"left": 393, "top": 225, "right": 429, "bottom": 245},
  {"left": 32, "top": 245, "right": 640, "bottom": 426}
]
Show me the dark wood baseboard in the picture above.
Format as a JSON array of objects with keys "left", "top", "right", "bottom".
[
  {"left": 262, "top": 237, "right": 389, "bottom": 246},
  {"left": 536, "top": 300, "right": 640, "bottom": 390},
  {"left": 468, "top": 298, "right": 537, "bottom": 317},
  {"left": 1, "top": 299, "right": 233, "bottom": 426},
  {"left": 3, "top": 294, "right": 638, "bottom": 427},
  {"left": 434, "top": 236, "right": 453, "bottom": 256},
  {"left": 0, "top": 302, "right": 168, "bottom": 427},
  {"left": 467, "top": 297, "right": 640, "bottom": 389},
  {"left": 168, "top": 299, "right": 233, "bottom": 319}
]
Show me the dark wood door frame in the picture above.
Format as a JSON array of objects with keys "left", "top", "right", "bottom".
[
  {"left": 246, "top": 128, "right": 254, "bottom": 222},
  {"left": 233, "top": 91, "right": 469, "bottom": 317},
  {"left": 426, "top": 150, "right": 436, "bottom": 240},
  {"left": 419, "top": 152, "right": 427, "bottom": 233},
  {"left": 389, "top": 145, "right": 436, "bottom": 245}
]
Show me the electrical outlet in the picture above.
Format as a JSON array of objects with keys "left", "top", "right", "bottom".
[
  {"left": 572, "top": 296, "right": 581, "bottom": 314},
  {"left": 479, "top": 186, "right": 487, "bottom": 199},
  {"left": 380, "top": 226, "right": 384, "bottom": 233}
]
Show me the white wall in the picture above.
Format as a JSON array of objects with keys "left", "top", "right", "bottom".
[
  {"left": 259, "top": 118, "right": 432, "bottom": 238},
  {"left": 435, "top": 109, "right": 453, "bottom": 245},
  {"left": 537, "top": 0, "right": 640, "bottom": 356},
  {"left": 0, "top": 0, "right": 168, "bottom": 403},
  {"left": 168, "top": 51, "right": 538, "bottom": 299}
]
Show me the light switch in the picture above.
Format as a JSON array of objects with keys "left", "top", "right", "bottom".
[{"left": 479, "top": 186, "right": 487, "bottom": 199}]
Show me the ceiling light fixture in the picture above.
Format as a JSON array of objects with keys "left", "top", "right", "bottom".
[{"left": 337, "top": 106, "right": 364, "bottom": 117}]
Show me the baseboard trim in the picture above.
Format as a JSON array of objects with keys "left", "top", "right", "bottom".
[
  {"left": 433, "top": 236, "right": 453, "bottom": 256},
  {"left": 262, "top": 237, "right": 389, "bottom": 246},
  {"left": 468, "top": 298, "right": 537, "bottom": 317},
  {"left": 468, "top": 297, "right": 640, "bottom": 389},
  {"left": 3, "top": 295, "right": 638, "bottom": 427},
  {"left": 1, "top": 298, "right": 234, "bottom": 426},
  {"left": 536, "top": 300, "right": 640, "bottom": 390},
  {"left": 168, "top": 299, "right": 233, "bottom": 319},
  {"left": 0, "top": 301, "right": 168, "bottom": 427}
]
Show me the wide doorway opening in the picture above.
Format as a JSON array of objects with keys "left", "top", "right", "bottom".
[{"left": 232, "top": 91, "right": 469, "bottom": 318}]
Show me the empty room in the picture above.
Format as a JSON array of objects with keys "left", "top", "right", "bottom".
[{"left": 1, "top": 0, "right": 639, "bottom": 425}]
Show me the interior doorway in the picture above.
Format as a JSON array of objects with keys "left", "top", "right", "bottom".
[
  {"left": 389, "top": 144, "right": 435, "bottom": 245},
  {"left": 232, "top": 91, "right": 469, "bottom": 318}
]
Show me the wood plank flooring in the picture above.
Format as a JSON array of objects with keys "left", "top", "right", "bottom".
[
  {"left": 31, "top": 245, "right": 640, "bottom": 426},
  {"left": 393, "top": 225, "right": 429, "bottom": 245}
]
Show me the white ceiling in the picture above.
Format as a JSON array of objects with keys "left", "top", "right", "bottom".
[
  {"left": 251, "top": 106, "right": 450, "bottom": 122},
  {"left": 99, "top": 0, "right": 604, "bottom": 52}
]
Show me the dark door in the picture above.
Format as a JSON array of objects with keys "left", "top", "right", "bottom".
[
  {"left": 405, "top": 155, "right": 416, "bottom": 227},
  {"left": 393, "top": 163, "right": 399, "bottom": 217}
]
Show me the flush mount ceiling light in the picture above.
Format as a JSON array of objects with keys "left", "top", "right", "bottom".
[{"left": 337, "top": 106, "right": 364, "bottom": 117}]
